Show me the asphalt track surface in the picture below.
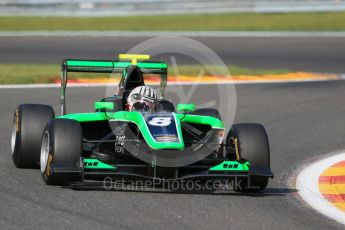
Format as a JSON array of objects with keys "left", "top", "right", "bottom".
[
  {"left": 1, "top": 81, "right": 345, "bottom": 230},
  {"left": 1, "top": 36, "right": 345, "bottom": 73}
]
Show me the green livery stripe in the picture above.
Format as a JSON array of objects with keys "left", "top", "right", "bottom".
[
  {"left": 66, "top": 60, "right": 114, "bottom": 67},
  {"left": 176, "top": 114, "right": 224, "bottom": 129},
  {"left": 57, "top": 112, "right": 107, "bottom": 122},
  {"left": 113, "top": 62, "right": 167, "bottom": 69},
  {"left": 57, "top": 112, "right": 224, "bottom": 129},
  {"left": 83, "top": 159, "right": 249, "bottom": 172},
  {"left": 113, "top": 61, "right": 131, "bottom": 68},
  {"left": 209, "top": 160, "right": 250, "bottom": 171},
  {"left": 84, "top": 158, "right": 116, "bottom": 170},
  {"left": 136, "top": 62, "right": 167, "bottom": 69},
  {"left": 56, "top": 111, "right": 224, "bottom": 150}
]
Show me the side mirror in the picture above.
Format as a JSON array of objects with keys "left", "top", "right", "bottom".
[
  {"left": 177, "top": 104, "right": 195, "bottom": 113},
  {"left": 94, "top": 102, "right": 114, "bottom": 111}
]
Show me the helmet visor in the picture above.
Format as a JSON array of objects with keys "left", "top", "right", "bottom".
[{"left": 132, "top": 100, "right": 156, "bottom": 112}]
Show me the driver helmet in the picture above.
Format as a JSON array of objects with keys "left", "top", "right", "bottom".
[{"left": 126, "top": 86, "right": 158, "bottom": 112}]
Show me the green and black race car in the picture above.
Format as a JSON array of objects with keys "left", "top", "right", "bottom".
[{"left": 11, "top": 54, "right": 273, "bottom": 192}]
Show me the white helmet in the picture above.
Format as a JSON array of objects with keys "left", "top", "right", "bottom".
[{"left": 127, "top": 86, "right": 158, "bottom": 112}]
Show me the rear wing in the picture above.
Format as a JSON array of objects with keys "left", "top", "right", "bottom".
[
  {"left": 60, "top": 57, "right": 168, "bottom": 115},
  {"left": 62, "top": 59, "right": 168, "bottom": 74}
]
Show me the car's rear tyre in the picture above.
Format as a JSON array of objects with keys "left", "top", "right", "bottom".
[
  {"left": 11, "top": 104, "right": 55, "bottom": 168},
  {"left": 226, "top": 123, "right": 270, "bottom": 191},
  {"left": 41, "top": 119, "right": 83, "bottom": 186}
]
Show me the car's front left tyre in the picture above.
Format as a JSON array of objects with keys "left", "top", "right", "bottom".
[
  {"left": 226, "top": 123, "right": 271, "bottom": 192},
  {"left": 41, "top": 119, "right": 83, "bottom": 186}
]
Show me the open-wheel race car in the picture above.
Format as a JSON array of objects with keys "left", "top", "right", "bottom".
[{"left": 11, "top": 54, "right": 273, "bottom": 192}]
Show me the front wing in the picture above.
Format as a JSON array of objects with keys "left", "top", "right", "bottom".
[{"left": 49, "top": 159, "right": 274, "bottom": 190}]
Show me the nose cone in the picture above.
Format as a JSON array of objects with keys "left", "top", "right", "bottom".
[{"left": 141, "top": 112, "right": 184, "bottom": 150}]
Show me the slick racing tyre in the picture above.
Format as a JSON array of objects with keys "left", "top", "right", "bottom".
[
  {"left": 41, "top": 119, "right": 83, "bottom": 186},
  {"left": 11, "top": 104, "right": 55, "bottom": 168},
  {"left": 226, "top": 123, "right": 270, "bottom": 191}
]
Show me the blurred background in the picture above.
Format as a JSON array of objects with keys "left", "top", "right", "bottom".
[
  {"left": 1, "top": 0, "right": 345, "bottom": 16},
  {"left": 0, "top": 0, "right": 345, "bottom": 84}
]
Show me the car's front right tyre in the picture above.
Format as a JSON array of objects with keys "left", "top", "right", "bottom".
[{"left": 11, "top": 104, "right": 55, "bottom": 168}]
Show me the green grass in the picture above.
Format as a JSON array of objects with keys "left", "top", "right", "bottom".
[
  {"left": 172, "top": 65, "right": 289, "bottom": 76},
  {"left": 0, "top": 64, "right": 59, "bottom": 84},
  {"left": 1, "top": 12, "right": 345, "bottom": 31},
  {"left": 0, "top": 64, "right": 290, "bottom": 84}
]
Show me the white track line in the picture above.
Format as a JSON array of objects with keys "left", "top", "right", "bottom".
[
  {"left": 0, "top": 78, "right": 341, "bottom": 89},
  {"left": 2, "top": 31, "right": 345, "bottom": 38},
  {"left": 297, "top": 152, "right": 345, "bottom": 225}
]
